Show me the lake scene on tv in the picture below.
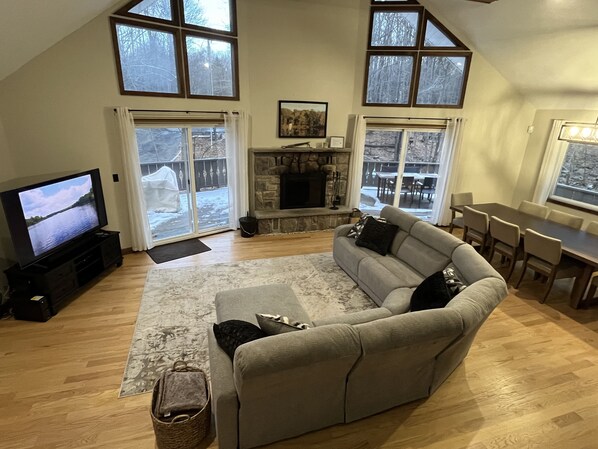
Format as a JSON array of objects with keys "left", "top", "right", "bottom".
[{"left": 19, "top": 174, "right": 100, "bottom": 257}]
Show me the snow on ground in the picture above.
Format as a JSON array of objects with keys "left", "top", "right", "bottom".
[{"left": 147, "top": 187, "right": 230, "bottom": 241}]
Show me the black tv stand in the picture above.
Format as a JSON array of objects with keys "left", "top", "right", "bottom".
[{"left": 5, "top": 231, "right": 123, "bottom": 316}]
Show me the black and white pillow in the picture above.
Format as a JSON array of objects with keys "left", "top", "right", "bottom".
[
  {"left": 347, "top": 213, "right": 387, "bottom": 238},
  {"left": 256, "top": 313, "right": 311, "bottom": 335},
  {"left": 443, "top": 267, "right": 467, "bottom": 297},
  {"left": 355, "top": 217, "right": 398, "bottom": 256}
]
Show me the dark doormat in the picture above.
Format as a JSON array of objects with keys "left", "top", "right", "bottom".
[{"left": 146, "top": 238, "right": 211, "bottom": 264}]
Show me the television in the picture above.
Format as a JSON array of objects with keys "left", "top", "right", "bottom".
[{"left": 0, "top": 168, "right": 108, "bottom": 269}]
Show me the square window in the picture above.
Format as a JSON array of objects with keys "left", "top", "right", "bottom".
[
  {"left": 370, "top": 10, "right": 420, "bottom": 47},
  {"left": 185, "top": 34, "right": 236, "bottom": 98},
  {"left": 114, "top": 23, "right": 181, "bottom": 95},
  {"left": 365, "top": 54, "right": 414, "bottom": 105}
]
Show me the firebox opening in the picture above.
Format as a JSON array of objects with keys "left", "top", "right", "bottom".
[{"left": 280, "top": 172, "right": 327, "bottom": 209}]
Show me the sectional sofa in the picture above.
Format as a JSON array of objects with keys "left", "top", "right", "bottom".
[{"left": 207, "top": 206, "right": 508, "bottom": 449}]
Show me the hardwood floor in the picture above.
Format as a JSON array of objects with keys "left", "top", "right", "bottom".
[{"left": 1, "top": 229, "right": 598, "bottom": 449}]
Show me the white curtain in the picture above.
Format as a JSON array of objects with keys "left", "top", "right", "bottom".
[
  {"left": 532, "top": 119, "right": 568, "bottom": 204},
  {"left": 432, "top": 117, "right": 465, "bottom": 226},
  {"left": 115, "top": 107, "right": 153, "bottom": 251},
  {"left": 224, "top": 111, "right": 249, "bottom": 229},
  {"left": 347, "top": 115, "right": 367, "bottom": 209}
]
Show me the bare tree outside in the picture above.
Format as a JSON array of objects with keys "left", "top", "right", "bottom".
[
  {"left": 557, "top": 143, "right": 598, "bottom": 205},
  {"left": 186, "top": 36, "right": 234, "bottom": 97},
  {"left": 367, "top": 55, "right": 413, "bottom": 104},
  {"left": 416, "top": 56, "right": 465, "bottom": 105}
]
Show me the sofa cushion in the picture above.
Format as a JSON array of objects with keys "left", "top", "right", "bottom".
[
  {"left": 333, "top": 237, "right": 380, "bottom": 280},
  {"left": 256, "top": 313, "right": 311, "bottom": 335},
  {"left": 358, "top": 257, "right": 423, "bottom": 304},
  {"left": 410, "top": 271, "right": 453, "bottom": 311},
  {"left": 355, "top": 217, "right": 398, "bottom": 256},
  {"left": 450, "top": 244, "right": 503, "bottom": 285},
  {"left": 313, "top": 308, "right": 392, "bottom": 327},
  {"left": 397, "top": 235, "right": 452, "bottom": 277},
  {"left": 213, "top": 320, "right": 268, "bottom": 360},
  {"left": 382, "top": 288, "right": 414, "bottom": 315},
  {"left": 215, "top": 284, "right": 312, "bottom": 326}
]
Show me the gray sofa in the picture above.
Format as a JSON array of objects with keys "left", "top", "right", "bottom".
[{"left": 208, "top": 206, "right": 508, "bottom": 449}]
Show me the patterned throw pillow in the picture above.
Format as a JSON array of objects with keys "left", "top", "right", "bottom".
[
  {"left": 347, "top": 213, "right": 387, "bottom": 238},
  {"left": 256, "top": 313, "right": 311, "bottom": 335},
  {"left": 443, "top": 267, "right": 467, "bottom": 297},
  {"left": 213, "top": 320, "right": 267, "bottom": 360}
]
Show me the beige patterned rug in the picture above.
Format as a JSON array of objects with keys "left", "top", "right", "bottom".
[{"left": 119, "top": 253, "right": 375, "bottom": 397}]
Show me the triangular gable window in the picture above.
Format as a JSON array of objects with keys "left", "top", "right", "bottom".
[
  {"left": 422, "top": 12, "right": 468, "bottom": 50},
  {"left": 118, "top": 0, "right": 174, "bottom": 23}
]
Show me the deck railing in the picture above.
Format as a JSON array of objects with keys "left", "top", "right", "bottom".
[
  {"left": 361, "top": 161, "right": 440, "bottom": 187},
  {"left": 553, "top": 183, "right": 598, "bottom": 207},
  {"left": 140, "top": 158, "right": 227, "bottom": 191}
]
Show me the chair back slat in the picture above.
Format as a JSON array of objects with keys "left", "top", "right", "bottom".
[
  {"left": 518, "top": 200, "right": 549, "bottom": 219},
  {"left": 586, "top": 221, "right": 598, "bottom": 236},
  {"left": 463, "top": 206, "right": 489, "bottom": 234},
  {"left": 547, "top": 210, "right": 584, "bottom": 230},
  {"left": 451, "top": 192, "right": 473, "bottom": 207}
]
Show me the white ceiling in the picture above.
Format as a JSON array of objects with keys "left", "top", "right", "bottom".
[
  {"left": 0, "top": 0, "right": 597, "bottom": 109},
  {"left": 0, "top": 0, "right": 123, "bottom": 81}
]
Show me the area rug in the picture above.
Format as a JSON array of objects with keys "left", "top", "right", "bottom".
[
  {"left": 120, "top": 252, "right": 375, "bottom": 397},
  {"left": 146, "top": 238, "right": 211, "bottom": 264}
]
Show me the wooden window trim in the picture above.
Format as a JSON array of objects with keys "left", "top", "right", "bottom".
[
  {"left": 420, "top": 10, "right": 469, "bottom": 51},
  {"left": 547, "top": 197, "right": 598, "bottom": 216},
  {"left": 182, "top": 30, "right": 240, "bottom": 100},
  {"left": 412, "top": 52, "right": 472, "bottom": 108},
  {"left": 110, "top": 17, "right": 186, "bottom": 98},
  {"left": 368, "top": 6, "right": 424, "bottom": 51},
  {"left": 363, "top": 51, "right": 419, "bottom": 107},
  {"left": 179, "top": 0, "right": 238, "bottom": 37},
  {"left": 115, "top": 0, "right": 180, "bottom": 27}
]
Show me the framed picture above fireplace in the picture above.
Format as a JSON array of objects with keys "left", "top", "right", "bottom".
[{"left": 278, "top": 101, "right": 328, "bottom": 138}]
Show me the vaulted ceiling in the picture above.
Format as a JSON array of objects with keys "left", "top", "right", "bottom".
[{"left": 0, "top": 0, "right": 597, "bottom": 110}]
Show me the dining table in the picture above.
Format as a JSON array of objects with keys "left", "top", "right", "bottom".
[
  {"left": 451, "top": 202, "right": 598, "bottom": 309},
  {"left": 375, "top": 172, "right": 438, "bottom": 202}
]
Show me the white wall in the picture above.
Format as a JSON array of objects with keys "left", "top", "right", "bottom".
[
  {"left": 514, "top": 108, "right": 598, "bottom": 226},
  {"left": 0, "top": 119, "right": 16, "bottom": 286},
  {"left": 0, "top": 118, "right": 14, "bottom": 182},
  {"left": 0, "top": 0, "right": 536, "bottom": 253}
]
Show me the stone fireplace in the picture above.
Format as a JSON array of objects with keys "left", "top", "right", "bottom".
[{"left": 249, "top": 148, "right": 352, "bottom": 234}]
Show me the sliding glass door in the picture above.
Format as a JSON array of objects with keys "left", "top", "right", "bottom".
[
  {"left": 360, "top": 127, "right": 445, "bottom": 221},
  {"left": 136, "top": 124, "right": 230, "bottom": 244}
]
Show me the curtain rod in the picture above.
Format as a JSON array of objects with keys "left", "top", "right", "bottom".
[
  {"left": 112, "top": 108, "right": 239, "bottom": 114},
  {"left": 364, "top": 115, "right": 450, "bottom": 121}
]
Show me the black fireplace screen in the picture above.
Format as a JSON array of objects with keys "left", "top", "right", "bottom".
[{"left": 280, "top": 172, "right": 327, "bottom": 209}]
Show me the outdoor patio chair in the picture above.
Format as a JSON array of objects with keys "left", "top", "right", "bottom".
[
  {"left": 400, "top": 176, "right": 416, "bottom": 204},
  {"left": 518, "top": 200, "right": 549, "bottom": 219},
  {"left": 448, "top": 192, "right": 473, "bottom": 234},
  {"left": 515, "top": 228, "right": 585, "bottom": 303},
  {"left": 414, "top": 176, "right": 436, "bottom": 208}
]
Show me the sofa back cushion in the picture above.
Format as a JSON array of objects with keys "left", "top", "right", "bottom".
[
  {"left": 449, "top": 243, "right": 502, "bottom": 285},
  {"left": 381, "top": 206, "right": 420, "bottom": 254}
]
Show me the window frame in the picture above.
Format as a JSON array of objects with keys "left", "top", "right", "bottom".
[
  {"left": 412, "top": 51, "right": 472, "bottom": 109},
  {"left": 182, "top": 30, "right": 240, "bottom": 100},
  {"left": 110, "top": 0, "right": 239, "bottom": 100},
  {"left": 363, "top": 1, "right": 472, "bottom": 108},
  {"left": 547, "top": 141, "right": 598, "bottom": 214},
  {"left": 110, "top": 17, "right": 186, "bottom": 98}
]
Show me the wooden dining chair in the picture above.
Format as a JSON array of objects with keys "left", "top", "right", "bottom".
[
  {"left": 518, "top": 200, "right": 549, "bottom": 219},
  {"left": 547, "top": 209, "right": 584, "bottom": 230},
  {"left": 448, "top": 192, "right": 473, "bottom": 234},
  {"left": 584, "top": 221, "right": 598, "bottom": 301},
  {"left": 463, "top": 206, "right": 490, "bottom": 252},
  {"left": 515, "top": 228, "right": 585, "bottom": 303},
  {"left": 488, "top": 216, "right": 521, "bottom": 282}
]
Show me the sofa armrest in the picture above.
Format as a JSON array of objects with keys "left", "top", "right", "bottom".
[
  {"left": 334, "top": 223, "right": 353, "bottom": 239},
  {"left": 208, "top": 328, "right": 239, "bottom": 449}
]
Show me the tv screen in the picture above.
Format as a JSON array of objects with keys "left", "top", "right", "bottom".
[{"left": 0, "top": 169, "right": 108, "bottom": 268}]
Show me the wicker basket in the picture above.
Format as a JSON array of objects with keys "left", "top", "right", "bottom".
[{"left": 150, "top": 362, "right": 211, "bottom": 449}]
